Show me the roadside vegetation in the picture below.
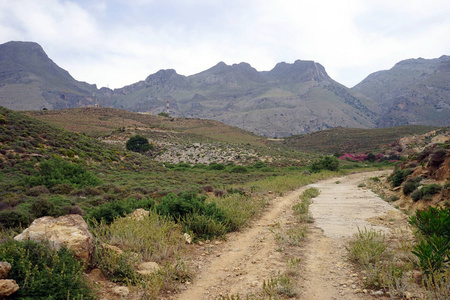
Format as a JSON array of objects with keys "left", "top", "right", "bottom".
[
  {"left": 0, "top": 106, "right": 424, "bottom": 298},
  {"left": 347, "top": 138, "right": 449, "bottom": 299}
]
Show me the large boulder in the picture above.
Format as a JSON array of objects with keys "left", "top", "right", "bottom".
[{"left": 14, "top": 215, "right": 93, "bottom": 263}]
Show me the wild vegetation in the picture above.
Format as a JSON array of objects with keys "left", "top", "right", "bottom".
[
  {"left": 280, "top": 125, "right": 438, "bottom": 154},
  {"left": 348, "top": 131, "right": 449, "bottom": 299},
  {"left": 1, "top": 106, "right": 447, "bottom": 298}
]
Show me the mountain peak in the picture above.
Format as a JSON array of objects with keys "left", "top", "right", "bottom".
[
  {"left": 0, "top": 41, "right": 48, "bottom": 61},
  {"left": 267, "top": 60, "right": 330, "bottom": 83}
]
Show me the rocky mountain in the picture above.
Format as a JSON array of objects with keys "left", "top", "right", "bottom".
[
  {"left": 111, "top": 59, "right": 378, "bottom": 137},
  {"left": 0, "top": 41, "right": 448, "bottom": 137},
  {"left": 0, "top": 41, "right": 110, "bottom": 110},
  {"left": 352, "top": 56, "right": 450, "bottom": 127}
]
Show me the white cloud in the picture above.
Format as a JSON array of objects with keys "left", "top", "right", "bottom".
[{"left": 0, "top": 0, "right": 449, "bottom": 88}]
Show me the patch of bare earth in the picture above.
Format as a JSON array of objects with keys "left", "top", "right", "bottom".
[{"left": 169, "top": 171, "right": 411, "bottom": 300}]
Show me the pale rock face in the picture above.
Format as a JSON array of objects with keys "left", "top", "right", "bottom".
[
  {"left": 14, "top": 214, "right": 94, "bottom": 263},
  {"left": 0, "top": 279, "right": 19, "bottom": 296}
]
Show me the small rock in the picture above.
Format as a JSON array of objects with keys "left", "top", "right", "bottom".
[
  {"left": 112, "top": 286, "right": 129, "bottom": 297},
  {"left": 129, "top": 208, "right": 149, "bottom": 220},
  {"left": 0, "top": 262, "right": 12, "bottom": 279},
  {"left": 183, "top": 233, "right": 192, "bottom": 244},
  {"left": 404, "top": 291, "right": 413, "bottom": 299},
  {"left": 354, "top": 289, "right": 363, "bottom": 294},
  {"left": 136, "top": 261, "right": 160, "bottom": 275},
  {"left": 371, "top": 290, "right": 384, "bottom": 296},
  {"left": 0, "top": 279, "right": 19, "bottom": 296}
]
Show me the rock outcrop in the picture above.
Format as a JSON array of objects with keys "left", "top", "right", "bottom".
[{"left": 14, "top": 214, "right": 94, "bottom": 263}]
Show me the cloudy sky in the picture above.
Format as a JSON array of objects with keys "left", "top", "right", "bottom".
[{"left": 1, "top": 0, "right": 449, "bottom": 89}]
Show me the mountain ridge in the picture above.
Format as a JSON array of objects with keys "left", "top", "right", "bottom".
[{"left": 0, "top": 41, "right": 448, "bottom": 137}]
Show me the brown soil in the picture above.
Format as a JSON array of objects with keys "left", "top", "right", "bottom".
[{"left": 168, "top": 170, "right": 410, "bottom": 300}]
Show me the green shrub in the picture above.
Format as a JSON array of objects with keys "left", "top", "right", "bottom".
[
  {"left": 429, "top": 149, "right": 447, "bottom": 169},
  {"left": 50, "top": 183, "right": 75, "bottom": 194},
  {"left": 252, "top": 161, "right": 267, "bottom": 169},
  {"left": 26, "top": 158, "right": 102, "bottom": 188},
  {"left": 403, "top": 178, "right": 421, "bottom": 195},
  {"left": 126, "top": 135, "right": 153, "bottom": 153},
  {"left": 28, "top": 185, "right": 50, "bottom": 196},
  {"left": 156, "top": 193, "right": 229, "bottom": 240},
  {"left": 87, "top": 198, "right": 155, "bottom": 225},
  {"left": 0, "top": 240, "right": 95, "bottom": 299},
  {"left": 389, "top": 168, "right": 413, "bottom": 187},
  {"left": 409, "top": 207, "right": 450, "bottom": 239},
  {"left": 309, "top": 156, "right": 339, "bottom": 173},
  {"left": 408, "top": 207, "right": 450, "bottom": 276},
  {"left": 229, "top": 165, "right": 248, "bottom": 173},
  {"left": 421, "top": 184, "right": 442, "bottom": 198},
  {"left": 0, "top": 210, "right": 30, "bottom": 229},
  {"left": 411, "top": 189, "right": 422, "bottom": 202},
  {"left": 208, "top": 163, "right": 225, "bottom": 170},
  {"left": 181, "top": 213, "right": 227, "bottom": 241},
  {"left": 31, "top": 197, "right": 55, "bottom": 218}
]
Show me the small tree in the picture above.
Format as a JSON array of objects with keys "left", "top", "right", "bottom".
[
  {"left": 310, "top": 156, "right": 340, "bottom": 173},
  {"left": 126, "top": 135, "right": 152, "bottom": 153}
]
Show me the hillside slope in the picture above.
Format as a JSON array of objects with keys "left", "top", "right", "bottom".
[
  {"left": 352, "top": 56, "right": 450, "bottom": 127},
  {"left": 280, "top": 125, "right": 440, "bottom": 154}
]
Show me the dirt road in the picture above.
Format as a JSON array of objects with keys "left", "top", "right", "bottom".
[{"left": 175, "top": 170, "right": 404, "bottom": 300}]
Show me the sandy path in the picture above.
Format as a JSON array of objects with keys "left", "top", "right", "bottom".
[{"left": 174, "top": 170, "right": 399, "bottom": 300}]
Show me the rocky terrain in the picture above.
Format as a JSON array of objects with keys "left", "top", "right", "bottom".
[{"left": 368, "top": 128, "right": 450, "bottom": 212}]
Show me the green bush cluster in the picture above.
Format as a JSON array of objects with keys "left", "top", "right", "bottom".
[
  {"left": 87, "top": 197, "right": 155, "bottom": 224},
  {"left": 389, "top": 168, "right": 413, "bottom": 187},
  {"left": 26, "top": 157, "right": 102, "bottom": 189},
  {"left": 156, "top": 192, "right": 229, "bottom": 240},
  {"left": 402, "top": 177, "right": 422, "bottom": 195},
  {"left": 408, "top": 207, "right": 450, "bottom": 276},
  {"left": 411, "top": 184, "right": 442, "bottom": 202},
  {"left": 126, "top": 135, "right": 153, "bottom": 153},
  {"left": 0, "top": 240, "right": 95, "bottom": 299},
  {"left": 309, "top": 156, "right": 339, "bottom": 173}
]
